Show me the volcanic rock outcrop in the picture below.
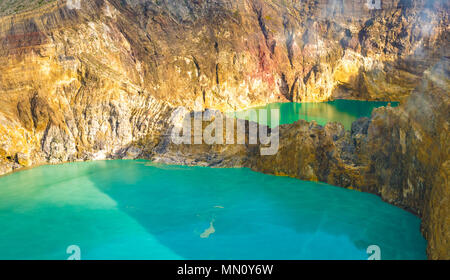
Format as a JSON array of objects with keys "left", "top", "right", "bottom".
[{"left": 0, "top": 0, "right": 448, "bottom": 259}]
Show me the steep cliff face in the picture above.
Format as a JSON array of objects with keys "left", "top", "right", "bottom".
[
  {"left": 122, "top": 0, "right": 449, "bottom": 104},
  {"left": 0, "top": 0, "right": 448, "bottom": 259},
  {"left": 0, "top": 0, "right": 447, "bottom": 174},
  {"left": 0, "top": 0, "right": 175, "bottom": 174}
]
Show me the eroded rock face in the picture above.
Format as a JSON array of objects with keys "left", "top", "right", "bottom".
[
  {"left": 0, "top": 0, "right": 448, "bottom": 259},
  {"left": 0, "top": 0, "right": 448, "bottom": 171},
  {"left": 365, "top": 60, "right": 449, "bottom": 259}
]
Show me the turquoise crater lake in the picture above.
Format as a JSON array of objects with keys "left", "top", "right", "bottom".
[
  {"left": 0, "top": 160, "right": 426, "bottom": 260},
  {"left": 230, "top": 100, "right": 399, "bottom": 130}
]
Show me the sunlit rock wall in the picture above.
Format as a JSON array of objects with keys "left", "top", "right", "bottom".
[
  {"left": 0, "top": 0, "right": 447, "bottom": 174},
  {"left": 0, "top": 0, "right": 448, "bottom": 259}
]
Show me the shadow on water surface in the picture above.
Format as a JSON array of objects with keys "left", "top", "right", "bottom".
[
  {"left": 0, "top": 160, "right": 426, "bottom": 260},
  {"left": 84, "top": 160, "right": 425, "bottom": 260}
]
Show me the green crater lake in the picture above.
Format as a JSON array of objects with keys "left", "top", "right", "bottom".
[
  {"left": 230, "top": 100, "right": 398, "bottom": 129},
  {"left": 0, "top": 160, "right": 426, "bottom": 260}
]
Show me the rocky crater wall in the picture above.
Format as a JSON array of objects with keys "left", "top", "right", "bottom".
[{"left": 0, "top": 0, "right": 448, "bottom": 259}]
